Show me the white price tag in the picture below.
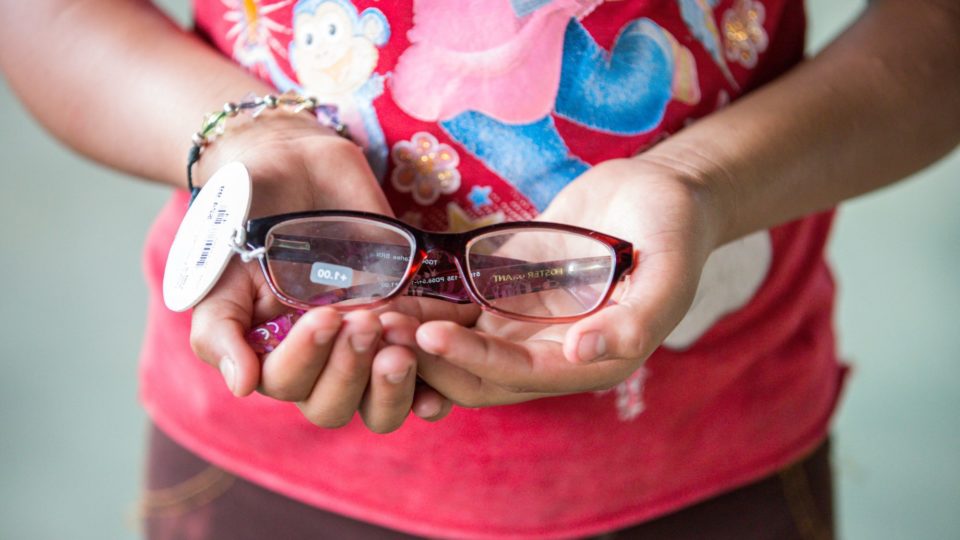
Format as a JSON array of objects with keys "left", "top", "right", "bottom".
[{"left": 163, "top": 162, "right": 253, "bottom": 312}]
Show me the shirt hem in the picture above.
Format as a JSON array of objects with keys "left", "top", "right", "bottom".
[{"left": 142, "top": 363, "right": 848, "bottom": 540}]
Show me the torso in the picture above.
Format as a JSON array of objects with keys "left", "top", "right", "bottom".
[{"left": 138, "top": 2, "right": 845, "bottom": 537}]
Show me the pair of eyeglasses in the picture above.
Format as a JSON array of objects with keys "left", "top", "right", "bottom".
[{"left": 234, "top": 210, "right": 635, "bottom": 325}]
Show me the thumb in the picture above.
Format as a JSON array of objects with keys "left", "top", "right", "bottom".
[
  {"left": 562, "top": 250, "right": 701, "bottom": 364},
  {"left": 189, "top": 266, "right": 263, "bottom": 397}
]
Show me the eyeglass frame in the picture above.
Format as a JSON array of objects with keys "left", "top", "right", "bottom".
[{"left": 234, "top": 209, "right": 636, "bottom": 324}]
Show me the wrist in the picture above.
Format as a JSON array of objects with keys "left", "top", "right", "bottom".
[
  {"left": 195, "top": 113, "right": 341, "bottom": 176},
  {"left": 189, "top": 92, "right": 347, "bottom": 197},
  {"left": 190, "top": 102, "right": 389, "bottom": 218},
  {"left": 632, "top": 141, "right": 740, "bottom": 249}
]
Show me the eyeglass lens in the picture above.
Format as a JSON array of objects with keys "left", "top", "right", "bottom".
[
  {"left": 265, "top": 217, "right": 416, "bottom": 307},
  {"left": 466, "top": 229, "right": 616, "bottom": 319}
]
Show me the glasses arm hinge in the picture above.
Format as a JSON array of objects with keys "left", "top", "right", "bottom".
[{"left": 230, "top": 227, "right": 266, "bottom": 263}]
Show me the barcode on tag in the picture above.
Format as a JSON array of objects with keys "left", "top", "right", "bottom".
[{"left": 196, "top": 237, "right": 215, "bottom": 268}]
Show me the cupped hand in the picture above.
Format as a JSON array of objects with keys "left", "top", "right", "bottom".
[
  {"left": 413, "top": 157, "right": 725, "bottom": 407},
  {"left": 185, "top": 114, "right": 465, "bottom": 432}
]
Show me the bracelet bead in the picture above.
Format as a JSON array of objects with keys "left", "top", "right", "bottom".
[{"left": 186, "top": 92, "right": 348, "bottom": 202}]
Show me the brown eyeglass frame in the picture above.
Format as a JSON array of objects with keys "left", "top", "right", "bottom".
[{"left": 244, "top": 210, "right": 636, "bottom": 323}]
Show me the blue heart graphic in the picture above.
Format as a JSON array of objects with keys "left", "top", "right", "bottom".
[
  {"left": 442, "top": 112, "right": 588, "bottom": 211},
  {"left": 555, "top": 19, "right": 675, "bottom": 135}
]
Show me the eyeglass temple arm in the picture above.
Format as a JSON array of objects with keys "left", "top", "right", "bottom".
[
  {"left": 267, "top": 234, "right": 612, "bottom": 279},
  {"left": 299, "top": 257, "right": 612, "bottom": 306}
]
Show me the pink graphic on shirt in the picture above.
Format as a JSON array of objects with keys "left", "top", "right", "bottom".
[
  {"left": 722, "top": 0, "right": 769, "bottom": 69},
  {"left": 391, "top": 0, "right": 603, "bottom": 123},
  {"left": 390, "top": 132, "right": 462, "bottom": 205},
  {"left": 596, "top": 367, "right": 649, "bottom": 421}
]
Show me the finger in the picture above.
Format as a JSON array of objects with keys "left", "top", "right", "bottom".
[
  {"left": 378, "top": 311, "right": 420, "bottom": 348},
  {"left": 189, "top": 265, "right": 261, "bottom": 397},
  {"left": 389, "top": 297, "right": 481, "bottom": 326},
  {"left": 416, "top": 348, "right": 556, "bottom": 407},
  {"left": 387, "top": 320, "right": 511, "bottom": 407},
  {"left": 416, "top": 322, "right": 629, "bottom": 394},
  {"left": 250, "top": 277, "right": 299, "bottom": 323},
  {"left": 413, "top": 351, "right": 488, "bottom": 407},
  {"left": 259, "top": 307, "right": 341, "bottom": 401},
  {"left": 373, "top": 312, "right": 455, "bottom": 420},
  {"left": 296, "top": 310, "right": 382, "bottom": 428},
  {"left": 358, "top": 345, "right": 417, "bottom": 433},
  {"left": 411, "top": 383, "right": 453, "bottom": 421},
  {"left": 563, "top": 250, "right": 699, "bottom": 364}
]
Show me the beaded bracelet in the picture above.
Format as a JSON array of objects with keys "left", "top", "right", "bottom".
[{"left": 186, "top": 91, "right": 347, "bottom": 201}]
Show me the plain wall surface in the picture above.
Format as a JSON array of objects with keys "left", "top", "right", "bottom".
[{"left": 0, "top": 1, "right": 957, "bottom": 538}]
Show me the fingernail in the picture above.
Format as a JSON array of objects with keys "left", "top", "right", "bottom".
[
  {"left": 350, "top": 332, "right": 378, "bottom": 353},
  {"left": 577, "top": 332, "right": 606, "bottom": 363},
  {"left": 220, "top": 356, "right": 237, "bottom": 394},
  {"left": 415, "top": 399, "right": 442, "bottom": 419},
  {"left": 382, "top": 327, "right": 413, "bottom": 347},
  {"left": 385, "top": 366, "right": 411, "bottom": 384},
  {"left": 415, "top": 326, "right": 444, "bottom": 355},
  {"left": 314, "top": 326, "right": 338, "bottom": 345}
]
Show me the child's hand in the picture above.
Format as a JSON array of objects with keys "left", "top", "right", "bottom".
[
  {"left": 186, "top": 115, "right": 452, "bottom": 433},
  {"left": 411, "top": 157, "right": 723, "bottom": 407}
]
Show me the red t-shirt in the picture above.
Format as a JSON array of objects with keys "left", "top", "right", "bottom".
[{"left": 140, "top": 1, "right": 847, "bottom": 537}]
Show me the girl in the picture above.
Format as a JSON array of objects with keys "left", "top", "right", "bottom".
[{"left": 2, "top": 0, "right": 957, "bottom": 538}]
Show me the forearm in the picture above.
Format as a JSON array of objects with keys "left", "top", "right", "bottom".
[
  {"left": 0, "top": 0, "right": 275, "bottom": 188},
  {"left": 643, "top": 0, "right": 960, "bottom": 245}
]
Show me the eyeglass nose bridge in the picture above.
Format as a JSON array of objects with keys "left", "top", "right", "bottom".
[
  {"left": 405, "top": 246, "right": 473, "bottom": 303},
  {"left": 416, "top": 229, "right": 470, "bottom": 254}
]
